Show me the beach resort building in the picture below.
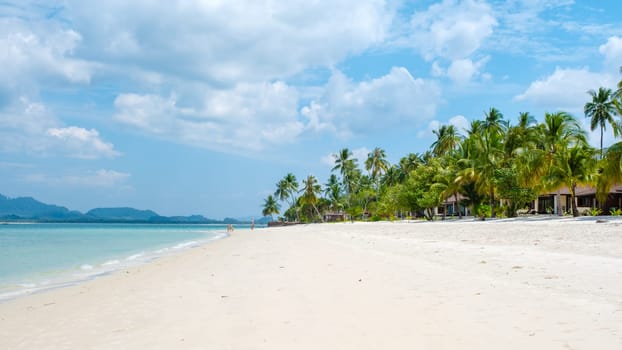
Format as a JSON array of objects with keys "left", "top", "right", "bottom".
[{"left": 439, "top": 184, "right": 622, "bottom": 217}]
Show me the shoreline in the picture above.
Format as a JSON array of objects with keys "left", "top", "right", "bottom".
[
  {"left": 0, "top": 227, "right": 230, "bottom": 303},
  {"left": 1, "top": 219, "right": 621, "bottom": 349}
]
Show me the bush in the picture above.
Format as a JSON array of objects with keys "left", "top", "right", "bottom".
[
  {"left": 610, "top": 208, "right": 622, "bottom": 216},
  {"left": 589, "top": 207, "right": 602, "bottom": 216},
  {"left": 475, "top": 204, "right": 491, "bottom": 220}
]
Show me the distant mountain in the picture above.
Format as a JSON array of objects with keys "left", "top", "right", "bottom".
[
  {"left": 0, "top": 193, "right": 250, "bottom": 224},
  {"left": 0, "top": 194, "right": 83, "bottom": 220},
  {"left": 86, "top": 207, "right": 159, "bottom": 221}
]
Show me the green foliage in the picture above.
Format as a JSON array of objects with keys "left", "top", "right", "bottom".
[
  {"left": 494, "top": 167, "right": 538, "bottom": 217},
  {"left": 268, "top": 90, "right": 622, "bottom": 222},
  {"left": 610, "top": 208, "right": 622, "bottom": 216},
  {"left": 261, "top": 195, "right": 280, "bottom": 221},
  {"left": 475, "top": 204, "right": 491, "bottom": 220},
  {"left": 589, "top": 207, "right": 602, "bottom": 216}
]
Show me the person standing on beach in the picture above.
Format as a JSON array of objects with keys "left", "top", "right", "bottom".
[{"left": 251, "top": 218, "right": 255, "bottom": 230}]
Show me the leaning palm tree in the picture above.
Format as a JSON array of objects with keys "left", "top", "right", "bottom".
[
  {"left": 584, "top": 87, "right": 618, "bottom": 158},
  {"left": 262, "top": 195, "right": 280, "bottom": 221},
  {"left": 300, "top": 175, "right": 324, "bottom": 222}
]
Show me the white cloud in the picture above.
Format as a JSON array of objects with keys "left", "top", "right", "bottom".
[
  {"left": 302, "top": 67, "right": 442, "bottom": 137},
  {"left": 0, "top": 97, "right": 56, "bottom": 154},
  {"left": 66, "top": 0, "right": 394, "bottom": 84},
  {"left": 25, "top": 169, "right": 130, "bottom": 188},
  {"left": 47, "top": 127, "right": 120, "bottom": 159},
  {"left": 448, "top": 115, "right": 470, "bottom": 133},
  {"left": 445, "top": 57, "right": 489, "bottom": 84},
  {"left": 599, "top": 36, "right": 622, "bottom": 67},
  {"left": 0, "top": 18, "right": 93, "bottom": 90},
  {"left": 0, "top": 97, "right": 118, "bottom": 158},
  {"left": 409, "top": 0, "right": 497, "bottom": 61},
  {"left": 114, "top": 81, "right": 304, "bottom": 153},
  {"left": 514, "top": 67, "right": 617, "bottom": 113}
]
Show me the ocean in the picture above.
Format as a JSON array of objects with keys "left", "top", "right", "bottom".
[{"left": 0, "top": 223, "right": 243, "bottom": 301}]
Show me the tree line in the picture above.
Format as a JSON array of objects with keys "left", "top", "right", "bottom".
[{"left": 262, "top": 70, "right": 622, "bottom": 222}]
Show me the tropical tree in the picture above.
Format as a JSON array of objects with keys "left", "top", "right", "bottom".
[
  {"left": 584, "top": 87, "right": 618, "bottom": 157},
  {"left": 548, "top": 145, "right": 596, "bottom": 216},
  {"left": 483, "top": 107, "right": 508, "bottom": 135},
  {"left": 596, "top": 141, "right": 622, "bottom": 204},
  {"left": 274, "top": 173, "right": 299, "bottom": 221},
  {"left": 398, "top": 153, "right": 422, "bottom": 175},
  {"left": 504, "top": 112, "right": 538, "bottom": 158},
  {"left": 365, "top": 147, "right": 390, "bottom": 182},
  {"left": 536, "top": 112, "right": 587, "bottom": 214},
  {"left": 262, "top": 195, "right": 280, "bottom": 221},
  {"left": 404, "top": 158, "right": 444, "bottom": 220},
  {"left": 323, "top": 174, "right": 344, "bottom": 212},
  {"left": 611, "top": 67, "right": 622, "bottom": 117},
  {"left": 365, "top": 147, "right": 390, "bottom": 198},
  {"left": 431, "top": 124, "right": 461, "bottom": 157},
  {"left": 430, "top": 151, "right": 464, "bottom": 219},
  {"left": 381, "top": 165, "right": 403, "bottom": 188},
  {"left": 300, "top": 175, "right": 324, "bottom": 222},
  {"left": 332, "top": 148, "right": 359, "bottom": 196},
  {"left": 461, "top": 111, "right": 506, "bottom": 218}
]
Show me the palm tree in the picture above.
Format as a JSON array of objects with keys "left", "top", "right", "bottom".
[
  {"left": 540, "top": 112, "right": 587, "bottom": 155},
  {"left": 431, "top": 124, "right": 461, "bottom": 157},
  {"left": 399, "top": 153, "right": 422, "bottom": 174},
  {"left": 274, "top": 173, "right": 298, "bottom": 220},
  {"left": 332, "top": 148, "right": 354, "bottom": 178},
  {"left": 613, "top": 67, "right": 622, "bottom": 116},
  {"left": 584, "top": 87, "right": 618, "bottom": 158},
  {"left": 536, "top": 112, "right": 587, "bottom": 215},
  {"left": 548, "top": 145, "right": 596, "bottom": 216},
  {"left": 432, "top": 154, "right": 463, "bottom": 219},
  {"left": 468, "top": 126, "right": 505, "bottom": 218},
  {"left": 381, "top": 165, "right": 403, "bottom": 187},
  {"left": 365, "top": 147, "right": 390, "bottom": 194},
  {"left": 332, "top": 148, "right": 359, "bottom": 195},
  {"left": 324, "top": 174, "right": 343, "bottom": 211},
  {"left": 483, "top": 107, "right": 508, "bottom": 135},
  {"left": 596, "top": 141, "right": 622, "bottom": 203},
  {"left": 300, "top": 175, "right": 324, "bottom": 222},
  {"left": 262, "top": 195, "right": 280, "bottom": 221},
  {"left": 504, "top": 112, "right": 538, "bottom": 158}
]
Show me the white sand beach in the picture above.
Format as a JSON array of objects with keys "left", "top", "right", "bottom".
[{"left": 1, "top": 218, "right": 621, "bottom": 349}]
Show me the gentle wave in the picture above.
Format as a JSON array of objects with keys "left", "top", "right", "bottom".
[{"left": 0, "top": 228, "right": 229, "bottom": 302}]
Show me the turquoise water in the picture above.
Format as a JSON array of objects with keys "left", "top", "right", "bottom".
[{"left": 0, "top": 223, "right": 244, "bottom": 301}]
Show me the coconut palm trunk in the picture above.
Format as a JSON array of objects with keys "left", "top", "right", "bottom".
[
  {"left": 570, "top": 183, "right": 579, "bottom": 217},
  {"left": 454, "top": 193, "right": 462, "bottom": 219}
]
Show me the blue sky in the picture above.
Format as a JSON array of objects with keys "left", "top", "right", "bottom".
[{"left": 1, "top": 0, "right": 621, "bottom": 218}]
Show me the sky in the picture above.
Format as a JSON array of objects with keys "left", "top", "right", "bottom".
[{"left": 1, "top": 0, "right": 621, "bottom": 219}]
